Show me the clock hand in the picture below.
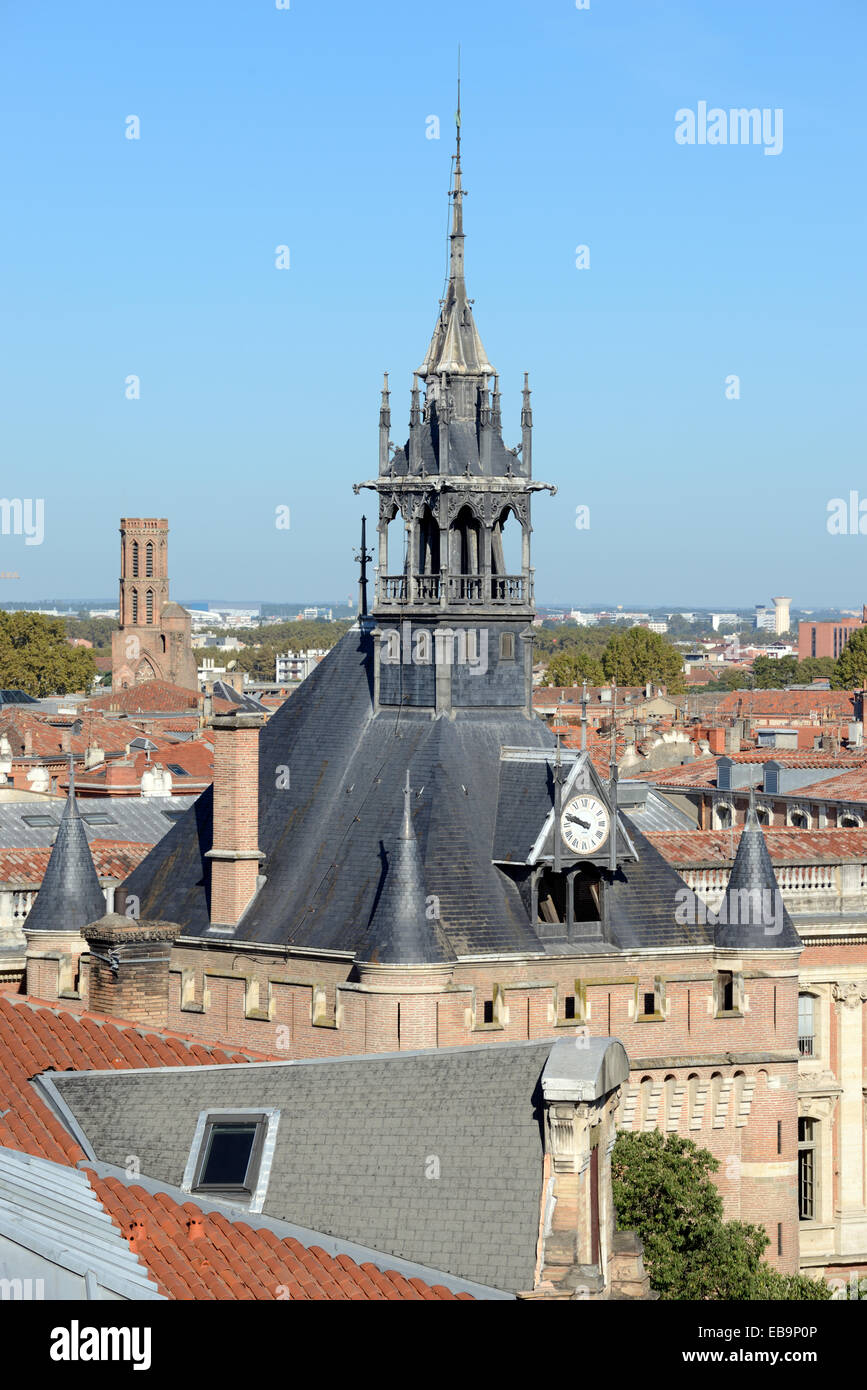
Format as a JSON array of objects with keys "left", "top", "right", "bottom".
[{"left": 566, "top": 814, "right": 591, "bottom": 829}]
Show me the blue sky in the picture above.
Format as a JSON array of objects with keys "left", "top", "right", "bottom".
[{"left": 1, "top": 0, "right": 865, "bottom": 608}]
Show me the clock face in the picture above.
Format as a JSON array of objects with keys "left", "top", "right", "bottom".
[{"left": 560, "top": 794, "right": 610, "bottom": 857}]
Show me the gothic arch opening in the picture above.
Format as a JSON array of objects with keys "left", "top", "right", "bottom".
[
  {"left": 416, "top": 504, "right": 440, "bottom": 576},
  {"left": 491, "top": 505, "right": 522, "bottom": 576},
  {"left": 131, "top": 588, "right": 138, "bottom": 624},
  {"left": 146, "top": 540, "right": 154, "bottom": 577},
  {"left": 131, "top": 541, "right": 139, "bottom": 578},
  {"left": 146, "top": 589, "right": 154, "bottom": 624},
  {"left": 449, "top": 504, "right": 481, "bottom": 576}
]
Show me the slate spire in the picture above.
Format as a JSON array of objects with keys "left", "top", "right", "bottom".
[
  {"left": 417, "top": 79, "right": 494, "bottom": 381},
  {"left": 357, "top": 771, "right": 455, "bottom": 965},
  {"left": 714, "top": 791, "right": 801, "bottom": 950},
  {"left": 24, "top": 758, "right": 107, "bottom": 934}
]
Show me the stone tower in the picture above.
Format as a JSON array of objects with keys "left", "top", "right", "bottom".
[
  {"left": 355, "top": 108, "right": 555, "bottom": 716},
  {"left": 110, "top": 517, "right": 198, "bottom": 691}
]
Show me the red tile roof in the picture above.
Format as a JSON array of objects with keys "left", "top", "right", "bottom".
[
  {"left": 714, "top": 690, "right": 856, "bottom": 717},
  {"left": 0, "top": 840, "right": 152, "bottom": 886},
  {"left": 83, "top": 680, "right": 235, "bottom": 716},
  {"left": 87, "top": 1177, "right": 467, "bottom": 1300},
  {"left": 0, "top": 710, "right": 149, "bottom": 758},
  {"left": 0, "top": 994, "right": 472, "bottom": 1301},
  {"left": 648, "top": 827, "right": 867, "bottom": 866}
]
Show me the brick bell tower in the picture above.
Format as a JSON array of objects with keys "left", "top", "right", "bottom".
[{"left": 111, "top": 517, "right": 198, "bottom": 691}]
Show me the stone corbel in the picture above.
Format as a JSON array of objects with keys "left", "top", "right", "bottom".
[{"left": 547, "top": 1102, "right": 590, "bottom": 1174}]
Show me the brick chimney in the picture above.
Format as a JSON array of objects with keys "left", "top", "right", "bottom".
[
  {"left": 205, "top": 712, "right": 265, "bottom": 929},
  {"left": 81, "top": 914, "right": 177, "bottom": 1026}
]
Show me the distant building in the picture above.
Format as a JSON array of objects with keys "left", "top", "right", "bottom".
[
  {"left": 755, "top": 604, "right": 776, "bottom": 631},
  {"left": 275, "top": 649, "right": 328, "bottom": 683},
  {"left": 799, "top": 608, "right": 867, "bottom": 661},
  {"left": 710, "top": 612, "right": 739, "bottom": 631},
  {"left": 646, "top": 620, "right": 668, "bottom": 634},
  {"left": 110, "top": 519, "right": 197, "bottom": 692}
]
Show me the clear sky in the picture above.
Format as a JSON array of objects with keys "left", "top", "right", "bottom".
[{"left": 1, "top": 0, "right": 864, "bottom": 608}]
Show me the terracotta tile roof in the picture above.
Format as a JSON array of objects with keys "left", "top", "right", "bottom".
[
  {"left": 626, "top": 757, "right": 720, "bottom": 789},
  {"left": 86, "top": 1177, "right": 468, "bottom": 1300},
  {"left": 0, "top": 994, "right": 473, "bottom": 1301},
  {"left": 0, "top": 839, "right": 152, "bottom": 885},
  {"left": 0, "top": 994, "right": 257, "bottom": 1167},
  {"left": 647, "top": 827, "right": 867, "bottom": 866},
  {"left": 715, "top": 690, "right": 856, "bottom": 717},
  {"left": 83, "top": 680, "right": 235, "bottom": 716},
  {"left": 0, "top": 710, "right": 149, "bottom": 758}
]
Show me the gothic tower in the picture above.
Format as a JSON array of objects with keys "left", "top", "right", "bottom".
[
  {"left": 110, "top": 517, "right": 198, "bottom": 691},
  {"left": 355, "top": 107, "right": 555, "bottom": 715}
]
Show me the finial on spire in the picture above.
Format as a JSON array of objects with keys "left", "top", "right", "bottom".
[
  {"left": 68, "top": 752, "right": 75, "bottom": 799},
  {"left": 455, "top": 44, "right": 461, "bottom": 168},
  {"left": 354, "top": 515, "right": 373, "bottom": 618},
  {"left": 401, "top": 768, "right": 413, "bottom": 839}
]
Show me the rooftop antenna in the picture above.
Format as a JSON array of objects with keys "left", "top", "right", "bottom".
[{"left": 581, "top": 679, "right": 588, "bottom": 753}]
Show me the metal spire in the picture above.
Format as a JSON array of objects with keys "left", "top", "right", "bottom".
[{"left": 354, "top": 515, "right": 373, "bottom": 618}]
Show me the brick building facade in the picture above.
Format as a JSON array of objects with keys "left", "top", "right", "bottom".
[{"left": 110, "top": 517, "right": 197, "bottom": 691}]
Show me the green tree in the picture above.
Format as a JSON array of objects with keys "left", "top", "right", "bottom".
[
  {"left": 612, "top": 1131, "right": 831, "bottom": 1301},
  {"left": 0, "top": 610, "right": 96, "bottom": 696},
  {"left": 752, "top": 655, "right": 798, "bottom": 688},
  {"left": 834, "top": 629, "right": 867, "bottom": 690},
  {"left": 796, "top": 656, "right": 835, "bottom": 684},
  {"left": 541, "top": 650, "right": 605, "bottom": 687},
  {"left": 600, "top": 626, "right": 685, "bottom": 694}
]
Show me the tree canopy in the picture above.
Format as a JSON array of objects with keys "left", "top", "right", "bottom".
[
  {"left": 601, "top": 627, "right": 686, "bottom": 694},
  {"left": 0, "top": 610, "right": 96, "bottom": 696},
  {"left": 612, "top": 1130, "right": 831, "bottom": 1301},
  {"left": 834, "top": 629, "right": 867, "bottom": 690}
]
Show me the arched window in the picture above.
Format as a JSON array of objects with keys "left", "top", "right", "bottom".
[
  {"left": 710, "top": 1071, "right": 723, "bottom": 1127},
  {"left": 145, "top": 541, "right": 154, "bottom": 577},
  {"left": 639, "top": 1075, "right": 653, "bottom": 1130},
  {"left": 716, "top": 802, "right": 732, "bottom": 829},
  {"left": 131, "top": 588, "right": 138, "bottom": 624},
  {"left": 663, "top": 1074, "right": 676, "bottom": 1130},
  {"left": 146, "top": 589, "right": 154, "bottom": 624},
  {"left": 790, "top": 808, "right": 809, "bottom": 829},
  {"left": 798, "top": 993, "right": 815, "bottom": 1057},
  {"left": 687, "top": 1073, "right": 699, "bottom": 1127},
  {"left": 131, "top": 540, "right": 139, "bottom": 577}
]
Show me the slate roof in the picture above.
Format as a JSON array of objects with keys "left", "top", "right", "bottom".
[
  {"left": 22, "top": 774, "right": 108, "bottom": 933},
  {"left": 43, "top": 1039, "right": 556, "bottom": 1294},
  {"left": 120, "top": 624, "right": 712, "bottom": 958},
  {"left": 122, "top": 624, "right": 553, "bottom": 957},
  {"left": 0, "top": 795, "right": 197, "bottom": 849},
  {"left": 356, "top": 776, "right": 455, "bottom": 964},
  {"left": 713, "top": 803, "right": 801, "bottom": 951},
  {"left": 0, "top": 995, "right": 471, "bottom": 1300}
]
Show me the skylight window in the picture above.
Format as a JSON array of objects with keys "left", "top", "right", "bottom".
[
  {"left": 80, "top": 812, "right": 116, "bottom": 825},
  {"left": 166, "top": 763, "right": 190, "bottom": 776},
  {"left": 183, "top": 1109, "right": 280, "bottom": 1211},
  {"left": 21, "top": 815, "right": 59, "bottom": 828}
]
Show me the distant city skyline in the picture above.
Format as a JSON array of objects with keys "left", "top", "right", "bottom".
[{"left": 2, "top": 0, "right": 865, "bottom": 604}]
